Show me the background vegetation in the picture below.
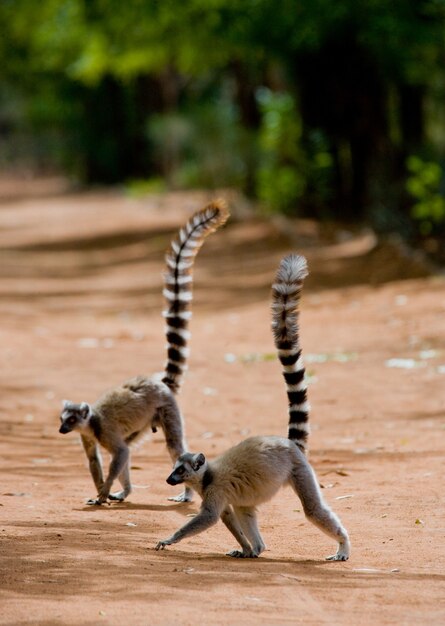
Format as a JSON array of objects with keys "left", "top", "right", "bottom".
[{"left": 1, "top": 0, "right": 445, "bottom": 258}]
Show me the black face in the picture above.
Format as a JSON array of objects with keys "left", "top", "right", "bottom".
[
  {"left": 59, "top": 401, "right": 89, "bottom": 434},
  {"left": 166, "top": 452, "right": 206, "bottom": 486},
  {"left": 166, "top": 465, "right": 186, "bottom": 485},
  {"left": 59, "top": 414, "right": 78, "bottom": 434}
]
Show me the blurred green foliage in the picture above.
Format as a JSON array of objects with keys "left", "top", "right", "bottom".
[
  {"left": 406, "top": 156, "right": 445, "bottom": 234},
  {"left": 1, "top": 0, "right": 445, "bottom": 248},
  {"left": 256, "top": 89, "right": 306, "bottom": 214}
]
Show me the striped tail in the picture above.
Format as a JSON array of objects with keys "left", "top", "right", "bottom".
[
  {"left": 162, "top": 200, "right": 230, "bottom": 393},
  {"left": 271, "top": 254, "right": 310, "bottom": 453}
]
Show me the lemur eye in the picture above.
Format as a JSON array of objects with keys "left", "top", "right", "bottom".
[
  {"left": 176, "top": 466, "right": 185, "bottom": 475},
  {"left": 67, "top": 417, "right": 76, "bottom": 425}
]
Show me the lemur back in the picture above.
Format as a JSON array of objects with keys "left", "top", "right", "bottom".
[
  {"left": 59, "top": 201, "right": 229, "bottom": 505},
  {"left": 156, "top": 253, "right": 350, "bottom": 561}
]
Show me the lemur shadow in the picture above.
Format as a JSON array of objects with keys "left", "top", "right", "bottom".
[
  {"left": 152, "top": 549, "right": 340, "bottom": 567},
  {"left": 78, "top": 500, "right": 196, "bottom": 514}
]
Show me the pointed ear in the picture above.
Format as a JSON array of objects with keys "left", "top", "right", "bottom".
[
  {"left": 192, "top": 452, "right": 206, "bottom": 471},
  {"left": 80, "top": 402, "right": 90, "bottom": 419},
  {"left": 62, "top": 399, "right": 70, "bottom": 409}
]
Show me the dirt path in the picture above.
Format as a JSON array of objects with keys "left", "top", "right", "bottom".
[{"left": 0, "top": 181, "right": 444, "bottom": 625}]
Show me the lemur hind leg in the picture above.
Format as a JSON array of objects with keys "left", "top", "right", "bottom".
[
  {"left": 233, "top": 506, "right": 266, "bottom": 556},
  {"left": 108, "top": 461, "right": 131, "bottom": 501},
  {"left": 221, "top": 507, "right": 257, "bottom": 558},
  {"left": 159, "top": 402, "right": 193, "bottom": 503},
  {"left": 290, "top": 459, "right": 350, "bottom": 561}
]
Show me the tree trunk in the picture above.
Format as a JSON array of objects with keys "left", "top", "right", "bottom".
[{"left": 294, "top": 33, "right": 392, "bottom": 221}]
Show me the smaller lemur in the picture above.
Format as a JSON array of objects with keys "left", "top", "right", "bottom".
[
  {"left": 59, "top": 201, "right": 229, "bottom": 505},
  {"left": 155, "top": 254, "right": 350, "bottom": 560}
]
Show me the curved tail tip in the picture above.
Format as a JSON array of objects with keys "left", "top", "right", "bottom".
[
  {"left": 277, "top": 253, "right": 309, "bottom": 282},
  {"left": 206, "top": 198, "right": 230, "bottom": 224}
]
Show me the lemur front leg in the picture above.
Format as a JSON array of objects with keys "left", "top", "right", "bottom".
[
  {"left": 81, "top": 435, "right": 104, "bottom": 494},
  {"left": 87, "top": 444, "right": 130, "bottom": 505},
  {"left": 155, "top": 501, "right": 221, "bottom": 550}
]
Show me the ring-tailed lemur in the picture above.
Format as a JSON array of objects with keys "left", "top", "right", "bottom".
[
  {"left": 155, "top": 254, "right": 350, "bottom": 560},
  {"left": 59, "top": 201, "right": 229, "bottom": 505}
]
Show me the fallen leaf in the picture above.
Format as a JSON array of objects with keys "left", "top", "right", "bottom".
[
  {"left": 385, "top": 358, "right": 426, "bottom": 369},
  {"left": 395, "top": 295, "right": 408, "bottom": 306},
  {"left": 353, "top": 568, "right": 382, "bottom": 574},
  {"left": 305, "top": 352, "right": 358, "bottom": 364},
  {"left": 78, "top": 338, "right": 99, "bottom": 349},
  {"left": 419, "top": 350, "right": 437, "bottom": 359}
]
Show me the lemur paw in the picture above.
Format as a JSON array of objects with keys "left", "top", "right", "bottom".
[
  {"left": 155, "top": 539, "right": 172, "bottom": 551},
  {"left": 167, "top": 490, "right": 193, "bottom": 503},
  {"left": 108, "top": 492, "right": 126, "bottom": 502},
  {"left": 326, "top": 553, "right": 349, "bottom": 561},
  {"left": 227, "top": 549, "right": 258, "bottom": 559},
  {"left": 86, "top": 497, "right": 109, "bottom": 506}
]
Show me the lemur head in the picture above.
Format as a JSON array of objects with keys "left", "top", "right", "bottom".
[
  {"left": 167, "top": 452, "right": 207, "bottom": 487},
  {"left": 59, "top": 400, "right": 91, "bottom": 434}
]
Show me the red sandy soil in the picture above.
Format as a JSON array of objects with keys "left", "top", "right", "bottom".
[{"left": 0, "top": 179, "right": 444, "bottom": 625}]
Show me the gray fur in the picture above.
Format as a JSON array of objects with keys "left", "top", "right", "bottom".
[
  {"left": 156, "top": 437, "right": 350, "bottom": 560},
  {"left": 58, "top": 201, "right": 229, "bottom": 505},
  {"left": 156, "top": 254, "right": 350, "bottom": 561},
  {"left": 60, "top": 377, "right": 191, "bottom": 504}
]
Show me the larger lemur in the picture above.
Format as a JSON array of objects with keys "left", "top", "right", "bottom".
[
  {"left": 59, "top": 201, "right": 229, "bottom": 505},
  {"left": 156, "top": 254, "right": 350, "bottom": 560}
]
